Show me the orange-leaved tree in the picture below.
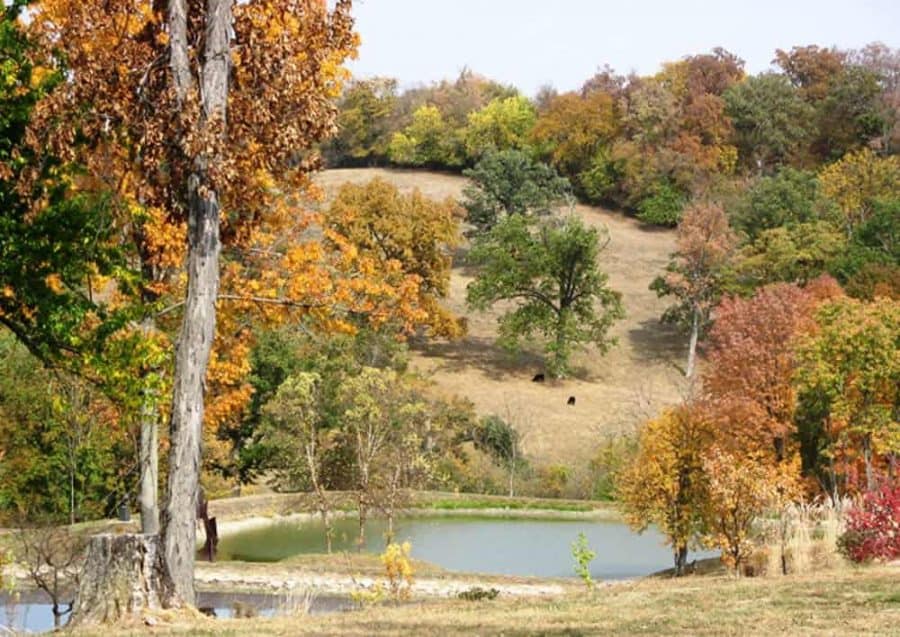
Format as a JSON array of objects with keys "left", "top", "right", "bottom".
[
  {"left": 17, "top": 0, "right": 421, "bottom": 617},
  {"left": 651, "top": 201, "right": 737, "bottom": 378},
  {"left": 703, "top": 277, "right": 843, "bottom": 462},
  {"left": 701, "top": 448, "right": 801, "bottom": 575},
  {"left": 324, "top": 177, "right": 464, "bottom": 338}
]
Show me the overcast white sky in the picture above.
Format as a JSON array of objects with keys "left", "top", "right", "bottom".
[{"left": 347, "top": 0, "right": 900, "bottom": 96}]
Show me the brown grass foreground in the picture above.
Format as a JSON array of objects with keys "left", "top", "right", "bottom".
[{"left": 72, "top": 566, "right": 900, "bottom": 636}]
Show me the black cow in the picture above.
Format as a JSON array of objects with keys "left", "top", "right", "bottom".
[
  {"left": 567, "top": 396, "right": 576, "bottom": 406},
  {"left": 532, "top": 373, "right": 545, "bottom": 382}
]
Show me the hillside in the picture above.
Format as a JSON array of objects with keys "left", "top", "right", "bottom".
[{"left": 315, "top": 169, "right": 686, "bottom": 466}]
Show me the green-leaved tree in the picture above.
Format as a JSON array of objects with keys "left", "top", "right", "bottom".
[
  {"left": 461, "top": 149, "right": 571, "bottom": 235},
  {"left": 467, "top": 215, "right": 624, "bottom": 378}
]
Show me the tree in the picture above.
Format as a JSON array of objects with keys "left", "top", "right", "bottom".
[
  {"left": 325, "top": 77, "right": 399, "bottom": 166},
  {"left": 336, "top": 367, "right": 429, "bottom": 548},
  {"left": 387, "top": 104, "right": 462, "bottom": 167},
  {"left": 703, "top": 279, "right": 842, "bottom": 462},
  {"left": 18, "top": 527, "right": 86, "bottom": 628},
  {"left": 815, "top": 64, "right": 886, "bottom": 161},
  {"left": 461, "top": 149, "right": 571, "bottom": 234},
  {"left": 530, "top": 89, "right": 621, "bottom": 196},
  {"left": 260, "top": 373, "right": 336, "bottom": 551},
  {"left": 613, "top": 50, "right": 742, "bottom": 218},
  {"left": 733, "top": 221, "right": 847, "bottom": 290},
  {"left": 850, "top": 43, "right": 900, "bottom": 154},
  {"left": 651, "top": 202, "right": 737, "bottom": 378},
  {"left": 463, "top": 95, "right": 537, "bottom": 160},
  {"left": 24, "top": 0, "right": 358, "bottom": 614},
  {"left": 473, "top": 415, "right": 526, "bottom": 497},
  {"left": 723, "top": 74, "right": 816, "bottom": 172},
  {"left": 795, "top": 297, "right": 900, "bottom": 492},
  {"left": 727, "top": 168, "right": 837, "bottom": 242},
  {"left": 617, "top": 406, "right": 713, "bottom": 576},
  {"left": 0, "top": 334, "right": 131, "bottom": 524},
  {"left": 636, "top": 182, "right": 687, "bottom": 226},
  {"left": 701, "top": 449, "right": 800, "bottom": 574},
  {"left": 774, "top": 45, "right": 847, "bottom": 101},
  {"left": 467, "top": 215, "right": 624, "bottom": 378},
  {"left": 325, "top": 178, "right": 463, "bottom": 337},
  {"left": 818, "top": 149, "right": 900, "bottom": 236}
]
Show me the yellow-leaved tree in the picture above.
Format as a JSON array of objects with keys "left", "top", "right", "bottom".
[{"left": 617, "top": 405, "right": 714, "bottom": 576}]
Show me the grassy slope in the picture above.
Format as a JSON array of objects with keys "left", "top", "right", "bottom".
[
  {"left": 81, "top": 566, "right": 900, "bottom": 636},
  {"left": 315, "top": 168, "right": 686, "bottom": 466}
]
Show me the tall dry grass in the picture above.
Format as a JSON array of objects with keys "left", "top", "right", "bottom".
[{"left": 755, "top": 497, "right": 850, "bottom": 576}]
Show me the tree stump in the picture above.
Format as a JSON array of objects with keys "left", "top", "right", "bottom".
[{"left": 68, "top": 533, "right": 176, "bottom": 627}]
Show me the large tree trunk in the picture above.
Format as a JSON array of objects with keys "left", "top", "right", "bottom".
[
  {"left": 68, "top": 534, "right": 174, "bottom": 627},
  {"left": 160, "top": 184, "right": 221, "bottom": 604},
  {"left": 160, "top": 173, "right": 222, "bottom": 604},
  {"left": 160, "top": 0, "right": 231, "bottom": 606}
]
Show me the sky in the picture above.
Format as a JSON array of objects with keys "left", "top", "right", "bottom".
[{"left": 347, "top": 0, "right": 900, "bottom": 96}]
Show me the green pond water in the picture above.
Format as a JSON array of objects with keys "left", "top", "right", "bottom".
[{"left": 216, "top": 515, "right": 716, "bottom": 579}]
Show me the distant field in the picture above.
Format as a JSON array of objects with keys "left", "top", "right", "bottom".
[{"left": 315, "top": 168, "right": 687, "bottom": 466}]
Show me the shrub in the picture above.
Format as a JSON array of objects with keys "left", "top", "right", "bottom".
[
  {"left": 588, "top": 434, "right": 637, "bottom": 501},
  {"left": 837, "top": 485, "right": 900, "bottom": 563},
  {"left": 381, "top": 542, "right": 415, "bottom": 601},
  {"left": 637, "top": 182, "right": 686, "bottom": 226},
  {"left": 538, "top": 464, "right": 572, "bottom": 498},
  {"left": 458, "top": 586, "right": 499, "bottom": 601},
  {"left": 571, "top": 532, "right": 597, "bottom": 589}
]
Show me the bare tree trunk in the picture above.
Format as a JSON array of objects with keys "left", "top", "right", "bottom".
[
  {"left": 862, "top": 434, "right": 874, "bottom": 492},
  {"left": 139, "top": 374, "right": 160, "bottom": 535},
  {"left": 161, "top": 0, "right": 231, "bottom": 606},
  {"left": 318, "top": 491, "right": 333, "bottom": 554},
  {"left": 137, "top": 317, "right": 161, "bottom": 535},
  {"left": 357, "top": 493, "right": 367, "bottom": 551},
  {"left": 306, "top": 441, "right": 333, "bottom": 553},
  {"left": 385, "top": 466, "right": 402, "bottom": 546},
  {"left": 161, "top": 178, "right": 221, "bottom": 604},
  {"left": 685, "top": 306, "right": 700, "bottom": 378},
  {"left": 507, "top": 439, "right": 517, "bottom": 497}
]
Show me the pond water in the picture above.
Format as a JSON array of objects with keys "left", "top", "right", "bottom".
[
  {"left": 216, "top": 515, "right": 716, "bottom": 579},
  {"left": 0, "top": 590, "right": 353, "bottom": 633}
]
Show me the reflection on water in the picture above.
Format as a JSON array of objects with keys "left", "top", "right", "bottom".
[
  {"left": 216, "top": 515, "right": 717, "bottom": 579},
  {"left": 0, "top": 591, "right": 354, "bottom": 633}
]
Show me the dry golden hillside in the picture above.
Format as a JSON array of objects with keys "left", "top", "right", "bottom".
[{"left": 315, "top": 168, "right": 688, "bottom": 465}]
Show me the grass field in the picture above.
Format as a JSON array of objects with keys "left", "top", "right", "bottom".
[
  {"left": 315, "top": 168, "right": 686, "bottom": 467},
  {"left": 74, "top": 565, "right": 900, "bottom": 636}
]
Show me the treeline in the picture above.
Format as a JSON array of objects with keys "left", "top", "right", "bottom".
[
  {"left": 327, "top": 44, "right": 900, "bottom": 298},
  {"left": 327, "top": 45, "right": 897, "bottom": 213}
]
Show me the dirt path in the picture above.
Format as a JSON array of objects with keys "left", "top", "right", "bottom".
[
  {"left": 195, "top": 561, "right": 573, "bottom": 599},
  {"left": 316, "top": 168, "right": 687, "bottom": 465}
]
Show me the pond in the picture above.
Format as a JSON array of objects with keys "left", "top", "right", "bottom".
[
  {"left": 216, "top": 514, "right": 716, "bottom": 579},
  {"left": 0, "top": 590, "right": 353, "bottom": 633}
]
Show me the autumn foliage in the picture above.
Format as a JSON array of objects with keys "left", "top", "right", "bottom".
[
  {"left": 622, "top": 275, "right": 897, "bottom": 574},
  {"left": 838, "top": 484, "right": 900, "bottom": 563}
]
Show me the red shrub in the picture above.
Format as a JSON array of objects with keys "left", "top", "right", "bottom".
[{"left": 838, "top": 484, "right": 900, "bottom": 563}]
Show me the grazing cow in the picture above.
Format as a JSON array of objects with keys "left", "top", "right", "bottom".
[
  {"left": 567, "top": 396, "right": 576, "bottom": 406},
  {"left": 532, "top": 373, "right": 545, "bottom": 382}
]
